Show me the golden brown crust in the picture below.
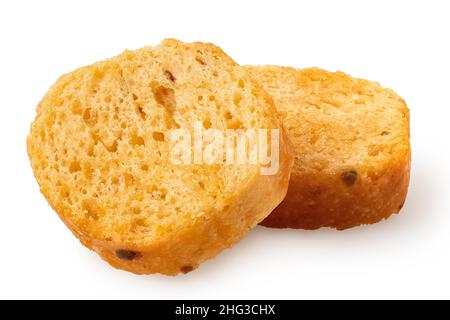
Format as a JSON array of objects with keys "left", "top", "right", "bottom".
[
  {"left": 262, "top": 155, "right": 410, "bottom": 230},
  {"left": 247, "top": 66, "right": 411, "bottom": 230}
]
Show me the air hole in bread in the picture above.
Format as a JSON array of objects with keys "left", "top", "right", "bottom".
[
  {"left": 132, "top": 206, "right": 142, "bottom": 215},
  {"left": 233, "top": 92, "right": 242, "bottom": 106},
  {"left": 86, "top": 144, "right": 94, "bottom": 157},
  {"left": 151, "top": 82, "right": 176, "bottom": 112},
  {"left": 152, "top": 132, "right": 165, "bottom": 142},
  {"left": 368, "top": 144, "right": 385, "bottom": 157},
  {"left": 159, "top": 188, "right": 168, "bottom": 200},
  {"left": 69, "top": 161, "right": 81, "bottom": 173},
  {"left": 203, "top": 118, "right": 212, "bottom": 129},
  {"left": 83, "top": 108, "right": 97, "bottom": 126},
  {"left": 123, "top": 173, "right": 134, "bottom": 187},
  {"left": 227, "top": 119, "right": 243, "bottom": 130},
  {"left": 82, "top": 199, "right": 100, "bottom": 220},
  {"left": 129, "top": 132, "right": 145, "bottom": 146},
  {"left": 103, "top": 140, "right": 118, "bottom": 153},
  {"left": 164, "top": 70, "right": 176, "bottom": 82},
  {"left": 224, "top": 111, "right": 232, "bottom": 120},
  {"left": 130, "top": 218, "right": 147, "bottom": 233},
  {"left": 83, "top": 163, "right": 93, "bottom": 180},
  {"left": 60, "top": 187, "right": 70, "bottom": 199},
  {"left": 39, "top": 130, "right": 46, "bottom": 142},
  {"left": 146, "top": 185, "right": 168, "bottom": 200},
  {"left": 72, "top": 100, "right": 82, "bottom": 115},
  {"left": 310, "top": 135, "right": 319, "bottom": 145},
  {"left": 136, "top": 105, "right": 146, "bottom": 120},
  {"left": 111, "top": 176, "right": 119, "bottom": 185},
  {"left": 195, "top": 56, "right": 206, "bottom": 65}
]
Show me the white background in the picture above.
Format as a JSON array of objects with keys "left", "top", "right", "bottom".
[{"left": 1, "top": 0, "right": 449, "bottom": 300}]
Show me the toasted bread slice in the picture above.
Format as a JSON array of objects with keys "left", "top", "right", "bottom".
[
  {"left": 27, "top": 40, "right": 293, "bottom": 275},
  {"left": 246, "top": 66, "right": 410, "bottom": 230}
]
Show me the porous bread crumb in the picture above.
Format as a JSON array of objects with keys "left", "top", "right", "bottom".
[{"left": 27, "top": 40, "right": 293, "bottom": 275}]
